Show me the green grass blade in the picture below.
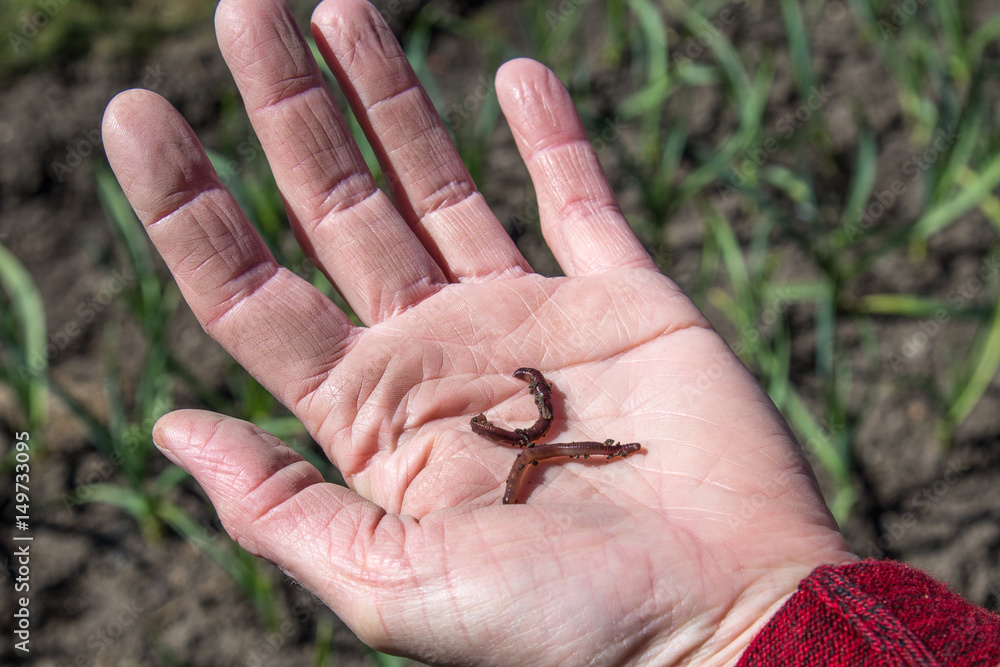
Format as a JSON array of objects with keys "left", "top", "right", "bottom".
[
  {"left": 311, "top": 614, "right": 334, "bottom": 667},
  {"left": 945, "top": 289, "right": 1000, "bottom": 438},
  {"left": 677, "top": 3, "right": 748, "bottom": 100},
  {"left": 925, "top": 122, "right": 972, "bottom": 209},
  {"left": 78, "top": 482, "right": 160, "bottom": 540},
  {"left": 95, "top": 163, "right": 161, "bottom": 321},
  {"left": 814, "top": 283, "right": 835, "bottom": 386},
  {"left": 762, "top": 165, "right": 812, "bottom": 204},
  {"left": 779, "top": 0, "right": 815, "bottom": 97},
  {"left": 539, "top": 0, "right": 594, "bottom": 63},
  {"left": 367, "top": 648, "right": 412, "bottom": 667},
  {"left": 702, "top": 203, "right": 751, "bottom": 304},
  {"left": 0, "top": 243, "right": 48, "bottom": 434},
  {"left": 780, "top": 387, "right": 854, "bottom": 522},
  {"left": 159, "top": 500, "right": 279, "bottom": 627},
  {"left": 674, "top": 61, "right": 720, "bottom": 86},
  {"left": 680, "top": 58, "right": 772, "bottom": 199},
  {"left": 837, "top": 122, "right": 877, "bottom": 240},
  {"left": 928, "top": 0, "right": 963, "bottom": 63},
  {"left": 158, "top": 501, "right": 238, "bottom": 572},
  {"left": 853, "top": 293, "right": 991, "bottom": 319},
  {"left": 152, "top": 464, "right": 190, "bottom": 497},
  {"left": 76, "top": 483, "right": 151, "bottom": 518},
  {"left": 47, "top": 379, "right": 115, "bottom": 457},
  {"left": 690, "top": 216, "right": 719, "bottom": 307},
  {"left": 968, "top": 13, "right": 1000, "bottom": 62},
  {"left": 625, "top": 0, "right": 669, "bottom": 158},
  {"left": 913, "top": 148, "right": 1000, "bottom": 240},
  {"left": 765, "top": 322, "right": 792, "bottom": 409}
]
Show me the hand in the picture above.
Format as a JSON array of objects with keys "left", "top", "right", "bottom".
[{"left": 101, "top": 0, "right": 854, "bottom": 664}]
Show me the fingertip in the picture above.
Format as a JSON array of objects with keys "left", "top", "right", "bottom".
[
  {"left": 496, "top": 59, "right": 580, "bottom": 152},
  {"left": 100, "top": 89, "right": 217, "bottom": 223},
  {"left": 496, "top": 57, "right": 561, "bottom": 95},
  {"left": 310, "top": 0, "right": 398, "bottom": 84},
  {"left": 151, "top": 409, "right": 225, "bottom": 472},
  {"left": 309, "top": 0, "right": 335, "bottom": 27},
  {"left": 101, "top": 88, "right": 138, "bottom": 137},
  {"left": 102, "top": 89, "right": 168, "bottom": 182},
  {"left": 213, "top": 0, "right": 239, "bottom": 34},
  {"left": 496, "top": 56, "right": 542, "bottom": 83},
  {"left": 311, "top": 0, "right": 377, "bottom": 30},
  {"left": 215, "top": 0, "right": 286, "bottom": 47}
]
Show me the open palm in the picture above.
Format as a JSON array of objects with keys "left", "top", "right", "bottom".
[{"left": 102, "top": 0, "right": 853, "bottom": 664}]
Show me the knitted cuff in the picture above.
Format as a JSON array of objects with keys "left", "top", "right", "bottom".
[{"left": 736, "top": 558, "right": 1000, "bottom": 666}]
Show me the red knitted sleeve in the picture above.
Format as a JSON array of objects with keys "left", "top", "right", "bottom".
[{"left": 736, "top": 558, "right": 1000, "bottom": 666}]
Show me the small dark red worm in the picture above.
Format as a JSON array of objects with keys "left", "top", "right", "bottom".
[
  {"left": 470, "top": 368, "right": 553, "bottom": 446},
  {"left": 513, "top": 367, "right": 553, "bottom": 442},
  {"left": 470, "top": 413, "right": 526, "bottom": 445},
  {"left": 469, "top": 368, "right": 642, "bottom": 504},
  {"left": 503, "top": 441, "right": 642, "bottom": 504}
]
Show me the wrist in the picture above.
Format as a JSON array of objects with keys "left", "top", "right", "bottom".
[
  {"left": 710, "top": 550, "right": 858, "bottom": 666},
  {"left": 619, "top": 546, "right": 857, "bottom": 667}
]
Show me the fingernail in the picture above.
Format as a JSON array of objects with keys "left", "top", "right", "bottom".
[{"left": 152, "top": 433, "right": 187, "bottom": 472}]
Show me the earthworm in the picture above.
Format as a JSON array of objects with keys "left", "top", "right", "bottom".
[
  {"left": 470, "top": 413, "right": 526, "bottom": 445},
  {"left": 470, "top": 367, "right": 553, "bottom": 445},
  {"left": 469, "top": 367, "right": 642, "bottom": 504},
  {"left": 512, "top": 367, "right": 553, "bottom": 442},
  {"left": 503, "top": 440, "right": 642, "bottom": 504}
]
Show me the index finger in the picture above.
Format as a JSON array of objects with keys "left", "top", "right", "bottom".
[{"left": 102, "top": 90, "right": 352, "bottom": 413}]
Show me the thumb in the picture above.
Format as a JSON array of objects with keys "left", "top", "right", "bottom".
[{"left": 152, "top": 409, "right": 401, "bottom": 644}]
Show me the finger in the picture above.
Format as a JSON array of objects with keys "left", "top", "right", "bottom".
[
  {"left": 215, "top": 0, "right": 446, "bottom": 324},
  {"left": 496, "top": 58, "right": 656, "bottom": 276},
  {"left": 102, "top": 90, "right": 352, "bottom": 414},
  {"left": 151, "top": 410, "right": 398, "bottom": 641},
  {"left": 311, "top": 0, "right": 530, "bottom": 281}
]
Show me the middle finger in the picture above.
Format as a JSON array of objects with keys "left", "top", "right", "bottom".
[
  {"left": 311, "top": 0, "right": 531, "bottom": 282},
  {"left": 216, "top": 0, "right": 445, "bottom": 324}
]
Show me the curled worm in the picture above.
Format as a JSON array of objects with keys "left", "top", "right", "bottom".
[
  {"left": 470, "top": 367, "right": 553, "bottom": 446},
  {"left": 512, "top": 367, "right": 553, "bottom": 443}
]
